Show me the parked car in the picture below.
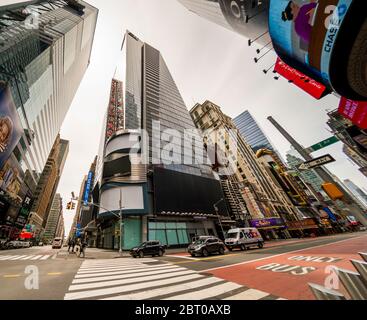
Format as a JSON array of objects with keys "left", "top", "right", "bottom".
[
  {"left": 52, "top": 237, "right": 63, "bottom": 249},
  {"left": 6, "top": 240, "right": 31, "bottom": 249},
  {"left": 188, "top": 236, "right": 225, "bottom": 257},
  {"left": 130, "top": 241, "right": 166, "bottom": 258},
  {"left": 38, "top": 242, "right": 44, "bottom": 246},
  {"left": 225, "top": 228, "right": 264, "bottom": 251}
]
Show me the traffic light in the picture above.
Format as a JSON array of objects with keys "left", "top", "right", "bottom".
[
  {"left": 71, "top": 202, "right": 76, "bottom": 210},
  {"left": 66, "top": 202, "right": 72, "bottom": 210}
]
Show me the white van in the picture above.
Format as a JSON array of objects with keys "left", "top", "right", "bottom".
[
  {"left": 52, "top": 237, "right": 63, "bottom": 249},
  {"left": 225, "top": 228, "right": 264, "bottom": 251}
]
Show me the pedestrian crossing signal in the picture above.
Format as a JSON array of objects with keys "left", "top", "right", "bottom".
[
  {"left": 66, "top": 202, "right": 72, "bottom": 210},
  {"left": 72, "top": 202, "right": 76, "bottom": 210}
]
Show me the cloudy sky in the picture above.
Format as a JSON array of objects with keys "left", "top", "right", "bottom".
[{"left": 7, "top": 0, "right": 365, "bottom": 235}]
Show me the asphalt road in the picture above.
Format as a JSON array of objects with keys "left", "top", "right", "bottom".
[{"left": 0, "top": 232, "right": 365, "bottom": 300}]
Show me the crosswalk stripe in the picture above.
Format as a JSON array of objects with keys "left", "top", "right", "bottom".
[
  {"left": 77, "top": 264, "right": 170, "bottom": 274},
  {"left": 75, "top": 264, "right": 176, "bottom": 279},
  {"left": 0, "top": 256, "right": 11, "bottom": 260},
  {"left": 78, "top": 264, "right": 154, "bottom": 271},
  {"left": 8, "top": 255, "right": 27, "bottom": 260},
  {"left": 64, "top": 273, "right": 203, "bottom": 300},
  {"left": 223, "top": 288, "right": 270, "bottom": 300},
  {"left": 30, "top": 255, "right": 43, "bottom": 260},
  {"left": 73, "top": 266, "right": 186, "bottom": 284},
  {"left": 69, "top": 269, "right": 196, "bottom": 291},
  {"left": 101, "top": 277, "right": 223, "bottom": 300},
  {"left": 20, "top": 255, "right": 36, "bottom": 260},
  {"left": 82, "top": 259, "right": 156, "bottom": 266},
  {"left": 0, "top": 255, "right": 52, "bottom": 261},
  {"left": 163, "top": 282, "right": 242, "bottom": 300}
]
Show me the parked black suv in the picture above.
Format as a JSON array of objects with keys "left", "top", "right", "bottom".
[
  {"left": 130, "top": 241, "right": 166, "bottom": 258},
  {"left": 187, "top": 236, "right": 225, "bottom": 257}
]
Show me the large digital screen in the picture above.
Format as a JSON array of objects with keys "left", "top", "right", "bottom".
[
  {"left": 269, "top": 0, "right": 353, "bottom": 88},
  {"left": 0, "top": 81, "right": 23, "bottom": 169},
  {"left": 153, "top": 167, "right": 229, "bottom": 216}
]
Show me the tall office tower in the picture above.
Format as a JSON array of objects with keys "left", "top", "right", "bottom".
[
  {"left": 177, "top": 0, "right": 270, "bottom": 44},
  {"left": 55, "top": 210, "right": 65, "bottom": 239},
  {"left": 191, "top": 100, "right": 301, "bottom": 240},
  {"left": 234, "top": 110, "right": 275, "bottom": 153},
  {"left": 43, "top": 193, "right": 62, "bottom": 243},
  {"left": 28, "top": 135, "right": 69, "bottom": 239},
  {"left": 0, "top": 1, "right": 98, "bottom": 240},
  {"left": 93, "top": 31, "right": 229, "bottom": 250},
  {"left": 343, "top": 179, "right": 367, "bottom": 210}
]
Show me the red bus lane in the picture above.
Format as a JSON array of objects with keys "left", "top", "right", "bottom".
[{"left": 205, "top": 234, "right": 367, "bottom": 300}]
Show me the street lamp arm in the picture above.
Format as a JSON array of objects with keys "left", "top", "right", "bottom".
[{"left": 83, "top": 201, "right": 122, "bottom": 219}]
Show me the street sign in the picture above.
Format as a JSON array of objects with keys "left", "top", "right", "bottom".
[
  {"left": 305, "top": 136, "right": 339, "bottom": 153},
  {"left": 298, "top": 154, "right": 336, "bottom": 170}
]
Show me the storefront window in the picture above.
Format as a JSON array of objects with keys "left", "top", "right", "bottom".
[{"left": 166, "top": 229, "right": 179, "bottom": 245}]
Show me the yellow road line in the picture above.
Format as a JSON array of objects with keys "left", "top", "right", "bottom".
[
  {"left": 3, "top": 274, "right": 20, "bottom": 278},
  {"left": 171, "top": 253, "right": 241, "bottom": 264},
  {"left": 47, "top": 272, "right": 62, "bottom": 276}
]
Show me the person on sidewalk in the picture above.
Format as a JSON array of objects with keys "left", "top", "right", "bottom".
[
  {"left": 68, "top": 238, "right": 74, "bottom": 253},
  {"left": 79, "top": 239, "right": 88, "bottom": 258}
]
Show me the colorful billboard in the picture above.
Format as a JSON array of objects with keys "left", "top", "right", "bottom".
[
  {"left": 0, "top": 156, "right": 26, "bottom": 204},
  {"left": 338, "top": 97, "right": 367, "bottom": 129},
  {"left": 269, "top": 0, "right": 353, "bottom": 91},
  {"left": 274, "top": 57, "right": 328, "bottom": 99},
  {"left": 0, "top": 81, "right": 23, "bottom": 168}
]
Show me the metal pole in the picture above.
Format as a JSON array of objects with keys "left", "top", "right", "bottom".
[
  {"left": 119, "top": 189, "right": 123, "bottom": 256},
  {"left": 214, "top": 199, "right": 225, "bottom": 240},
  {"left": 267, "top": 116, "right": 367, "bottom": 227}
]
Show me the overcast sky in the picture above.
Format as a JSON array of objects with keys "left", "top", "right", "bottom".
[{"left": 4, "top": 0, "right": 365, "bottom": 235}]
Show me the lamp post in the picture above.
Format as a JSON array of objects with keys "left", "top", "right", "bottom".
[{"left": 214, "top": 198, "right": 225, "bottom": 240}]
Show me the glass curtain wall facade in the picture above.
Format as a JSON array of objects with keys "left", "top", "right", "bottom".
[
  {"left": 234, "top": 110, "right": 275, "bottom": 153},
  {"left": 95, "top": 32, "right": 229, "bottom": 249},
  {"left": 0, "top": 1, "right": 98, "bottom": 238}
]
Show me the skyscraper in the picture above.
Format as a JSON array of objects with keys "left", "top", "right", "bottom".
[
  {"left": 191, "top": 101, "right": 302, "bottom": 240},
  {"left": 27, "top": 135, "right": 69, "bottom": 239},
  {"left": 93, "top": 32, "right": 229, "bottom": 249},
  {"left": 233, "top": 110, "right": 275, "bottom": 153},
  {"left": 177, "top": 0, "right": 270, "bottom": 45},
  {"left": 43, "top": 193, "right": 62, "bottom": 243},
  {"left": 343, "top": 179, "right": 367, "bottom": 210},
  {"left": 0, "top": 0, "right": 98, "bottom": 239}
]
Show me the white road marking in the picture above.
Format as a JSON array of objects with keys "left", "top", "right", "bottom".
[
  {"left": 200, "top": 234, "right": 367, "bottom": 273},
  {"left": 65, "top": 274, "right": 203, "bottom": 300},
  {"left": 73, "top": 266, "right": 185, "bottom": 284},
  {"left": 163, "top": 282, "right": 242, "bottom": 300},
  {"left": 101, "top": 277, "right": 223, "bottom": 300},
  {"left": 69, "top": 269, "right": 196, "bottom": 291},
  {"left": 223, "top": 288, "right": 270, "bottom": 300}
]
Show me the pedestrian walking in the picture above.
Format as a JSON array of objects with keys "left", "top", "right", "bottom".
[
  {"left": 71, "top": 239, "right": 76, "bottom": 253},
  {"left": 79, "top": 239, "right": 88, "bottom": 258},
  {"left": 67, "top": 238, "right": 74, "bottom": 253}
]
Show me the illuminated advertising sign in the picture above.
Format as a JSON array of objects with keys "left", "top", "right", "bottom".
[
  {"left": 274, "top": 57, "right": 328, "bottom": 99},
  {"left": 269, "top": 0, "right": 353, "bottom": 92},
  {"left": 83, "top": 171, "right": 93, "bottom": 205},
  {"left": 0, "top": 81, "right": 23, "bottom": 168},
  {"left": 338, "top": 97, "right": 367, "bottom": 129},
  {"left": 250, "top": 218, "right": 284, "bottom": 228}
]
